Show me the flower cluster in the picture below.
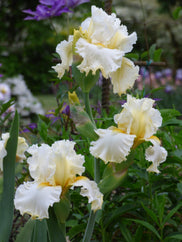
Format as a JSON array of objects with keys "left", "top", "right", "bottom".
[
  {"left": 12, "top": 5, "right": 168, "bottom": 225},
  {"left": 23, "top": 0, "right": 90, "bottom": 21},
  {"left": 52, "top": 5, "right": 139, "bottom": 95},
  {"left": 14, "top": 140, "right": 103, "bottom": 219}
]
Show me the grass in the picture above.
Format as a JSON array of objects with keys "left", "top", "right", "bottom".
[{"left": 36, "top": 94, "right": 57, "bottom": 113}]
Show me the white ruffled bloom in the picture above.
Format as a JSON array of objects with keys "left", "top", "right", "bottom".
[
  {"left": 0, "top": 133, "right": 28, "bottom": 171},
  {"left": 90, "top": 95, "right": 167, "bottom": 173},
  {"left": 52, "top": 5, "right": 139, "bottom": 95},
  {"left": 14, "top": 140, "right": 103, "bottom": 219}
]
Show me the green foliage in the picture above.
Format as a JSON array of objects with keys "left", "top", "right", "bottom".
[{"left": 0, "top": 111, "right": 19, "bottom": 242}]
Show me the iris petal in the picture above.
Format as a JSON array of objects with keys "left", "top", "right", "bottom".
[
  {"left": 90, "top": 128, "right": 135, "bottom": 163},
  {"left": 145, "top": 138, "right": 167, "bottom": 173},
  {"left": 14, "top": 182, "right": 62, "bottom": 219},
  {"left": 71, "top": 177, "right": 103, "bottom": 212}
]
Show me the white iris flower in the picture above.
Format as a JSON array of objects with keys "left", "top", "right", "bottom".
[
  {"left": 90, "top": 95, "right": 167, "bottom": 173},
  {"left": 14, "top": 140, "right": 103, "bottom": 219},
  {"left": 52, "top": 5, "right": 139, "bottom": 95},
  {"left": 0, "top": 133, "right": 28, "bottom": 171}
]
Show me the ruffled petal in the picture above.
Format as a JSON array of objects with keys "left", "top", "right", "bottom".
[
  {"left": 14, "top": 182, "right": 62, "bottom": 219},
  {"left": 27, "top": 144, "right": 56, "bottom": 185},
  {"left": 109, "top": 27, "right": 137, "bottom": 52},
  {"left": 114, "top": 95, "right": 162, "bottom": 139},
  {"left": 145, "top": 138, "right": 167, "bottom": 173},
  {"left": 76, "top": 38, "right": 124, "bottom": 77},
  {"left": 89, "top": 6, "right": 121, "bottom": 45},
  {"left": 110, "top": 57, "right": 139, "bottom": 95},
  {"left": 52, "top": 35, "right": 73, "bottom": 79},
  {"left": 51, "top": 140, "right": 85, "bottom": 187},
  {"left": 71, "top": 177, "right": 103, "bottom": 212},
  {"left": 90, "top": 128, "right": 135, "bottom": 163}
]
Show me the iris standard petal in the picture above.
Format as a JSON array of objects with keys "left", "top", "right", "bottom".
[
  {"left": 145, "top": 138, "right": 167, "bottom": 173},
  {"left": 71, "top": 177, "right": 103, "bottom": 212},
  {"left": 76, "top": 38, "right": 124, "bottom": 77},
  {"left": 90, "top": 6, "right": 121, "bottom": 45},
  {"left": 27, "top": 144, "right": 56, "bottom": 185},
  {"left": 51, "top": 140, "right": 85, "bottom": 187},
  {"left": 90, "top": 128, "right": 135, "bottom": 163},
  {"left": 114, "top": 95, "right": 162, "bottom": 139},
  {"left": 110, "top": 57, "right": 139, "bottom": 95},
  {"left": 14, "top": 181, "right": 62, "bottom": 219}
]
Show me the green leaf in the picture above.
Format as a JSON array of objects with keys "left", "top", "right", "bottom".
[
  {"left": 70, "top": 104, "right": 98, "bottom": 140},
  {"left": 140, "top": 51, "right": 148, "bottom": 60},
  {"left": 164, "top": 233, "right": 182, "bottom": 241},
  {"left": 99, "top": 152, "right": 134, "bottom": 194},
  {"left": 160, "top": 108, "right": 181, "bottom": 121},
  {"left": 170, "top": 150, "right": 182, "bottom": 163},
  {"left": 47, "top": 207, "right": 66, "bottom": 242},
  {"left": 177, "top": 182, "right": 182, "bottom": 194},
  {"left": 153, "top": 49, "right": 162, "bottom": 62},
  {"left": 119, "top": 222, "right": 133, "bottom": 242},
  {"left": 53, "top": 193, "right": 70, "bottom": 224},
  {"left": 141, "top": 203, "right": 159, "bottom": 226},
  {"left": 149, "top": 44, "right": 156, "bottom": 60},
  {"left": 15, "top": 219, "right": 35, "bottom": 242},
  {"left": 68, "top": 224, "right": 86, "bottom": 240},
  {"left": 0, "top": 111, "right": 19, "bottom": 242},
  {"left": 104, "top": 204, "right": 136, "bottom": 228},
  {"left": 172, "top": 6, "right": 182, "bottom": 19},
  {"left": 162, "top": 203, "right": 182, "bottom": 228},
  {"left": 72, "top": 64, "right": 100, "bottom": 92},
  {"left": 0, "top": 98, "right": 15, "bottom": 115},
  {"left": 128, "top": 219, "right": 161, "bottom": 240},
  {"left": 32, "top": 220, "right": 48, "bottom": 242},
  {"left": 125, "top": 53, "right": 139, "bottom": 61}
]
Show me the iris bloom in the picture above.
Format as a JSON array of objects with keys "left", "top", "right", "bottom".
[
  {"left": 14, "top": 140, "right": 103, "bottom": 219},
  {"left": 52, "top": 5, "right": 139, "bottom": 95},
  {"left": 0, "top": 133, "right": 28, "bottom": 171},
  {"left": 23, "top": 0, "right": 89, "bottom": 21},
  {"left": 90, "top": 95, "right": 167, "bottom": 173}
]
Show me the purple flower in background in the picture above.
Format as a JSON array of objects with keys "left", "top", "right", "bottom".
[
  {"left": 155, "top": 71, "right": 162, "bottom": 80},
  {"left": 23, "top": 0, "right": 90, "bottom": 20},
  {"left": 176, "top": 69, "right": 182, "bottom": 81},
  {"left": 162, "top": 68, "right": 172, "bottom": 77},
  {"left": 22, "top": 123, "right": 37, "bottom": 133},
  {"left": 139, "top": 67, "right": 149, "bottom": 78},
  {"left": 65, "top": 0, "right": 90, "bottom": 8},
  {"left": 62, "top": 103, "right": 70, "bottom": 116},
  {"left": 23, "top": 0, "right": 70, "bottom": 20}
]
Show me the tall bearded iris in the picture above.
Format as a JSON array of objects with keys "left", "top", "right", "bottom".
[
  {"left": 52, "top": 5, "right": 139, "bottom": 95},
  {"left": 90, "top": 95, "right": 167, "bottom": 173},
  {"left": 14, "top": 140, "right": 103, "bottom": 219}
]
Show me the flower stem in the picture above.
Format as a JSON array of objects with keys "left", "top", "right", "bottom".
[
  {"left": 83, "top": 91, "right": 100, "bottom": 241},
  {"left": 83, "top": 211, "right": 97, "bottom": 242},
  {"left": 83, "top": 92, "right": 95, "bottom": 125}
]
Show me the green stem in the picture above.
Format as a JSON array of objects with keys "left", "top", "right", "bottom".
[
  {"left": 83, "top": 211, "right": 97, "bottom": 242},
  {"left": 83, "top": 92, "right": 95, "bottom": 125},
  {"left": 94, "top": 157, "right": 100, "bottom": 183},
  {"left": 82, "top": 91, "right": 100, "bottom": 241}
]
